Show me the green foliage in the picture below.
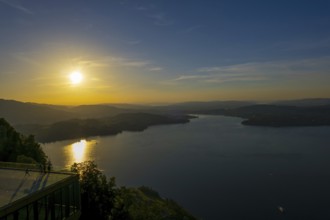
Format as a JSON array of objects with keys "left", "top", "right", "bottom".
[
  {"left": 138, "top": 186, "right": 161, "bottom": 199},
  {"left": 71, "top": 161, "right": 197, "bottom": 220},
  {"left": 71, "top": 161, "right": 117, "bottom": 220},
  {"left": 113, "top": 187, "right": 197, "bottom": 220},
  {"left": 16, "top": 154, "right": 37, "bottom": 164},
  {"left": 0, "top": 118, "right": 47, "bottom": 164}
]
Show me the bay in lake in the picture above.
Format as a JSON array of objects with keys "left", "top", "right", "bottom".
[{"left": 43, "top": 115, "right": 330, "bottom": 220}]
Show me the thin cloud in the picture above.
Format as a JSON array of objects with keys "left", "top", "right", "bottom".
[
  {"left": 102, "top": 56, "right": 157, "bottom": 69},
  {"left": 170, "top": 57, "right": 330, "bottom": 85},
  {"left": 149, "top": 13, "right": 173, "bottom": 26},
  {"left": 0, "top": 0, "right": 33, "bottom": 14},
  {"left": 174, "top": 75, "right": 209, "bottom": 81},
  {"left": 72, "top": 56, "right": 150, "bottom": 68},
  {"left": 73, "top": 58, "right": 108, "bottom": 68},
  {"left": 122, "top": 61, "right": 149, "bottom": 67},
  {"left": 171, "top": 73, "right": 266, "bottom": 84},
  {"left": 149, "top": 67, "right": 163, "bottom": 71},
  {"left": 199, "top": 57, "right": 330, "bottom": 76}
]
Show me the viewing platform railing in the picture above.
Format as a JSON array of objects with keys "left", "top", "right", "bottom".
[{"left": 0, "top": 161, "right": 69, "bottom": 172}]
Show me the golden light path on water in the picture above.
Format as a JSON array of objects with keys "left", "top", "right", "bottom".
[{"left": 65, "top": 139, "right": 97, "bottom": 165}]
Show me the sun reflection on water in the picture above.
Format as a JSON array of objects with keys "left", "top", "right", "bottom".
[
  {"left": 66, "top": 139, "right": 96, "bottom": 165},
  {"left": 72, "top": 139, "right": 88, "bottom": 163}
]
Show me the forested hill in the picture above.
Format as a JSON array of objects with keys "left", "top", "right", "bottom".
[
  {"left": 195, "top": 104, "right": 330, "bottom": 127},
  {"left": 237, "top": 105, "right": 330, "bottom": 127},
  {"left": 0, "top": 99, "right": 133, "bottom": 125},
  {"left": 0, "top": 118, "right": 47, "bottom": 164},
  {"left": 0, "top": 99, "right": 194, "bottom": 142},
  {"left": 3, "top": 98, "right": 330, "bottom": 132},
  {"left": 16, "top": 113, "right": 193, "bottom": 142},
  {"left": 0, "top": 99, "right": 74, "bottom": 125}
]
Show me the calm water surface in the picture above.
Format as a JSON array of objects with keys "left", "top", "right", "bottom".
[{"left": 43, "top": 115, "right": 330, "bottom": 220}]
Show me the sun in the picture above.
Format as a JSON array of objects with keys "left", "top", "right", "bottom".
[{"left": 69, "top": 71, "right": 83, "bottom": 85}]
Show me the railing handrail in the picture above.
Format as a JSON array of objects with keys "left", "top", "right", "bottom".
[
  {"left": 0, "top": 161, "right": 70, "bottom": 172},
  {"left": 0, "top": 161, "right": 39, "bottom": 170}
]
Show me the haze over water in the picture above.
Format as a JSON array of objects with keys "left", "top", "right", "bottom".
[{"left": 43, "top": 115, "right": 330, "bottom": 220}]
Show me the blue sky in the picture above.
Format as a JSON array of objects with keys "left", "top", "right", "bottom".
[{"left": 0, "top": 0, "right": 329, "bottom": 104}]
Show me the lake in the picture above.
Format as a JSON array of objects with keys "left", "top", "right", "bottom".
[{"left": 42, "top": 115, "right": 330, "bottom": 220}]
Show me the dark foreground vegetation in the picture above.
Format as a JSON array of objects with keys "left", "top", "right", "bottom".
[
  {"left": 0, "top": 118, "right": 47, "bottom": 164},
  {"left": 0, "top": 118, "right": 197, "bottom": 220},
  {"left": 72, "top": 161, "right": 197, "bottom": 220}
]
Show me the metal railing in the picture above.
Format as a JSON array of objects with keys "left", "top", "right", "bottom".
[
  {"left": 0, "top": 161, "right": 70, "bottom": 172},
  {"left": 0, "top": 161, "right": 39, "bottom": 170}
]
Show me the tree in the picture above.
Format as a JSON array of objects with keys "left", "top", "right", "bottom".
[
  {"left": 0, "top": 118, "right": 47, "bottom": 164},
  {"left": 71, "top": 161, "right": 197, "bottom": 220},
  {"left": 71, "top": 161, "right": 117, "bottom": 220}
]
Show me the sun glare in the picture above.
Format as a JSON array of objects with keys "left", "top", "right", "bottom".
[
  {"left": 69, "top": 71, "right": 83, "bottom": 85},
  {"left": 71, "top": 139, "right": 87, "bottom": 163}
]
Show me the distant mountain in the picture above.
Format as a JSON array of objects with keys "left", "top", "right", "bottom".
[
  {"left": 272, "top": 98, "right": 330, "bottom": 107},
  {"left": 3, "top": 98, "right": 330, "bottom": 130},
  {"left": 0, "top": 99, "right": 134, "bottom": 125},
  {"left": 0, "top": 99, "right": 75, "bottom": 125},
  {"left": 155, "top": 101, "right": 255, "bottom": 114},
  {"left": 222, "top": 104, "right": 330, "bottom": 127},
  {"left": 67, "top": 105, "right": 133, "bottom": 118},
  {"left": 104, "top": 103, "right": 153, "bottom": 110}
]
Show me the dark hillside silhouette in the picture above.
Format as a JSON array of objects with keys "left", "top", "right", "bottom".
[
  {"left": 0, "top": 118, "right": 47, "bottom": 164},
  {"left": 17, "top": 113, "right": 193, "bottom": 142}
]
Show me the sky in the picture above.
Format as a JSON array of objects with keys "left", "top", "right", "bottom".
[{"left": 0, "top": 0, "right": 330, "bottom": 105}]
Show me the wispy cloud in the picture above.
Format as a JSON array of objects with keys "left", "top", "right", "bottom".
[
  {"left": 0, "top": 0, "right": 33, "bottom": 14},
  {"left": 149, "top": 67, "right": 163, "bottom": 71},
  {"left": 71, "top": 56, "right": 150, "bottom": 68},
  {"left": 149, "top": 13, "right": 173, "bottom": 26},
  {"left": 133, "top": 3, "right": 173, "bottom": 26},
  {"left": 199, "top": 57, "right": 330, "bottom": 75},
  {"left": 174, "top": 75, "right": 209, "bottom": 81},
  {"left": 171, "top": 73, "right": 266, "bottom": 84},
  {"left": 72, "top": 58, "right": 108, "bottom": 68},
  {"left": 105, "top": 57, "right": 149, "bottom": 67},
  {"left": 167, "top": 57, "right": 330, "bottom": 85},
  {"left": 121, "top": 60, "right": 149, "bottom": 67}
]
